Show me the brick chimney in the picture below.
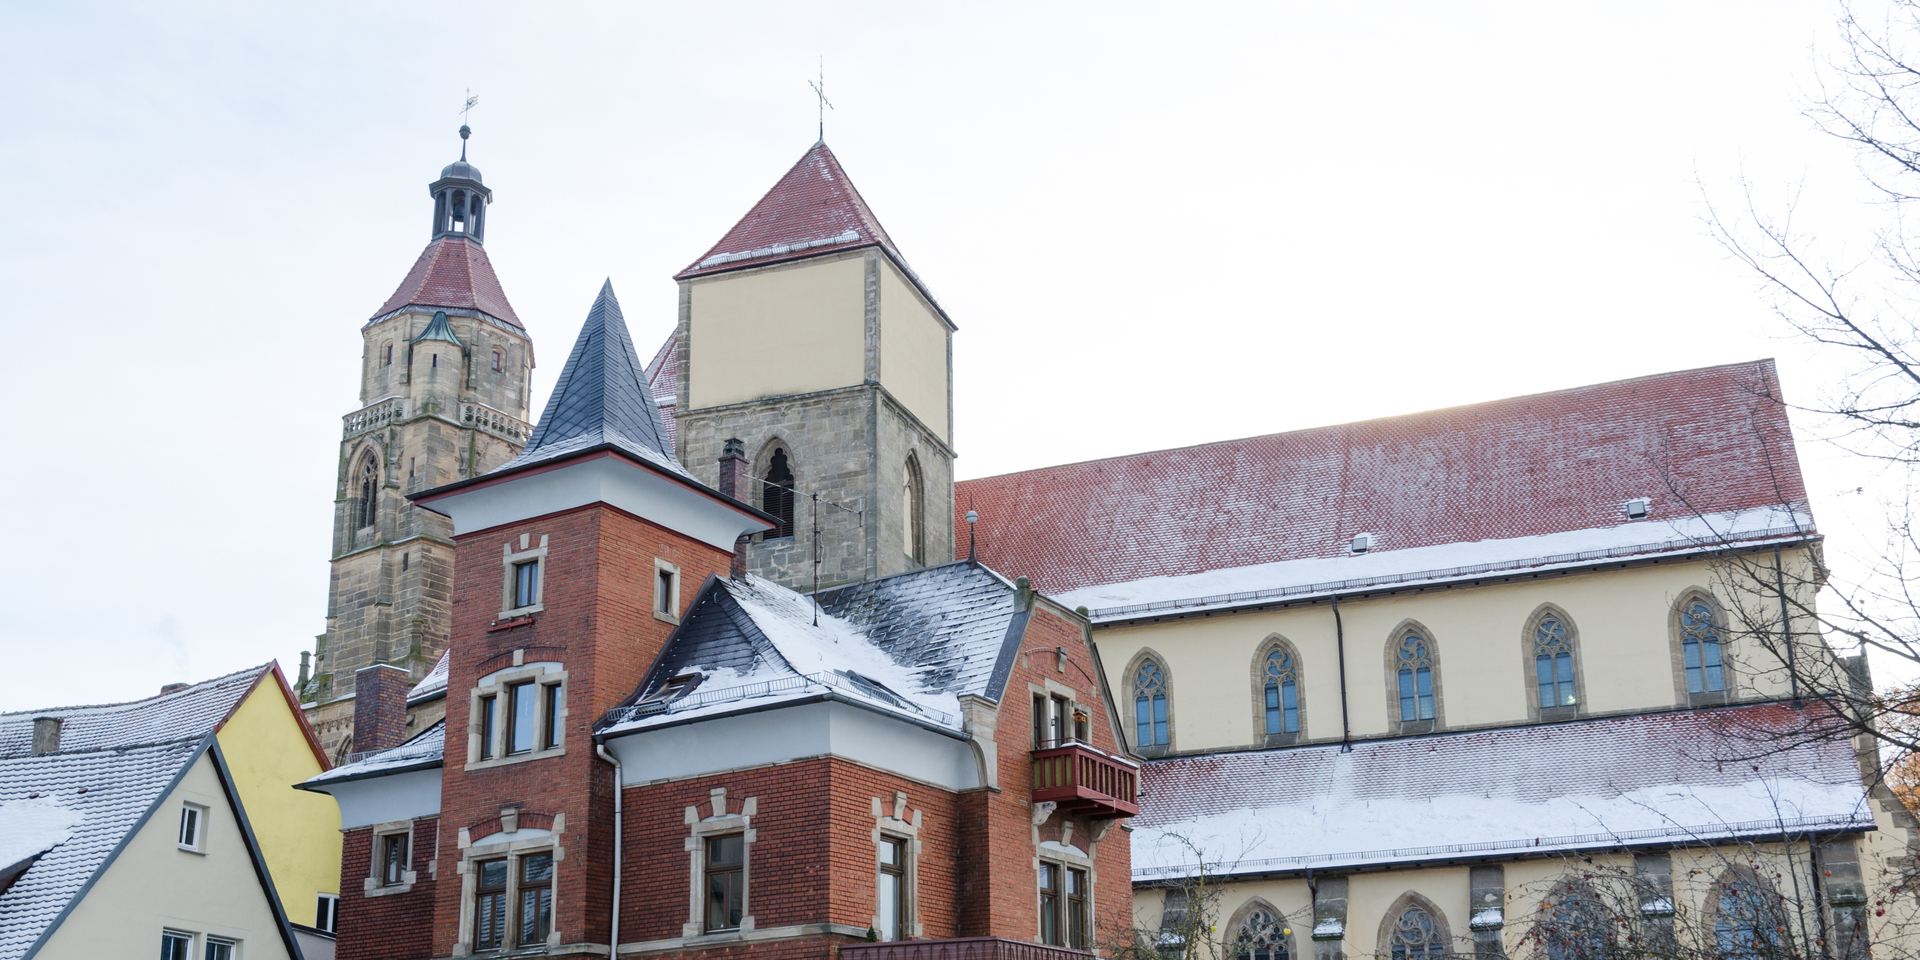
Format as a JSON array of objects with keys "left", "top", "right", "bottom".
[
  {"left": 351, "top": 663, "right": 411, "bottom": 759},
  {"left": 719, "top": 438, "right": 751, "bottom": 580},
  {"left": 30, "top": 717, "right": 61, "bottom": 756}
]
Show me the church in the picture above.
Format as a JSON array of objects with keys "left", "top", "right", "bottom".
[{"left": 295, "top": 128, "right": 1916, "bottom": 960}]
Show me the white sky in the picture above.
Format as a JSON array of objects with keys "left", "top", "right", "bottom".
[{"left": 0, "top": 1, "right": 1902, "bottom": 708}]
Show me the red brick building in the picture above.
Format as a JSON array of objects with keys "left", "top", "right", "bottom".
[{"left": 302, "top": 277, "right": 1136, "bottom": 960}]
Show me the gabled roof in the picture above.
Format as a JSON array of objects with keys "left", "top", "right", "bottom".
[
  {"left": 674, "top": 142, "right": 899, "bottom": 281},
  {"left": 497, "top": 281, "right": 686, "bottom": 478},
  {"left": 408, "top": 650, "right": 450, "bottom": 705},
  {"left": 301, "top": 721, "right": 445, "bottom": 787},
  {"left": 957, "top": 361, "right": 1812, "bottom": 607},
  {"left": 371, "top": 235, "right": 523, "bottom": 329},
  {"left": 1132, "top": 703, "right": 1873, "bottom": 880},
  {"left": 644, "top": 332, "right": 679, "bottom": 447},
  {"left": 0, "top": 665, "right": 267, "bottom": 759}
]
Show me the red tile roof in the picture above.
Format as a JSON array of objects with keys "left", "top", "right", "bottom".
[
  {"left": 372, "top": 235, "right": 523, "bottom": 329},
  {"left": 956, "top": 361, "right": 1809, "bottom": 595},
  {"left": 674, "top": 143, "right": 899, "bottom": 281},
  {"left": 645, "top": 332, "right": 678, "bottom": 446}
]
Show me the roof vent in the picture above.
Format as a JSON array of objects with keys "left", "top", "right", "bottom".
[
  {"left": 30, "top": 717, "right": 62, "bottom": 756},
  {"left": 1624, "top": 498, "right": 1652, "bottom": 520},
  {"left": 159, "top": 683, "right": 189, "bottom": 695},
  {"left": 1351, "top": 533, "right": 1374, "bottom": 554}
]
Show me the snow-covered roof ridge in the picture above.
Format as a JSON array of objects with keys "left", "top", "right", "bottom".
[
  {"left": 1061, "top": 506, "right": 1814, "bottom": 622},
  {"left": 408, "top": 650, "right": 451, "bottom": 704},
  {"left": 303, "top": 721, "right": 445, "bottom": 786},
  {"left": 1131, "top": 702, "right": 1871, "bottom": 880},
  {"left": 0, "top": 664, "right": 268, "bottom": 759}
]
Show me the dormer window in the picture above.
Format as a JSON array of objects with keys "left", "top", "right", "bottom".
[
  {"left": 1625, "top": 497, "right": 1651, "bottom": 520},
  {"left": 643, "top": 674, "right": 702, "bottom": 704},
  {"left": 1351, "top": 533, "right": 1373, "bottom": 554}
]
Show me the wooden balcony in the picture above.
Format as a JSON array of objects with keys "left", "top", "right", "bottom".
[
  {"left": 1030, "top": 741, "right": 1140, "bottom": 819},
  {"left": 841, "top": 937, "right": 1093, "bottom": 960}
]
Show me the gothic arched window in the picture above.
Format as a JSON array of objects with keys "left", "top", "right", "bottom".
[
  {"left": 1134, "top": 659, "right": 1169, "bottom": 747},
  {"left": 1234, "top": 907, "right": 1292, "bottom": 960},
  {"left": 357, "top": 457, "right": 379, "bottom": 529},
  {"left": 1388, "top": 906, "right": 1446, "bottom": 960},
  {"left": 1263, "top": 648, "right": 1299, "bottom": 736},
  {"left": 1534, "top": 615, "right": 1577, "bottom": 709},
  {"left": 1714, "top": 877, "right": 1784, "bottom": 960},
  {"left": 1395, "top": 632, "right": 1436, "bottom": 722},
  {"left": 1681, "top": 599, "right": 1726, "bottom": 694},
  {"left": 903, "top": 455, "right": 926, "bottom": 567},
  {"left": 1540, "top": 883, "right": 1609, "bottom": 960},
  {"left": 763, "top": 448, "right": 795, "bottom": 539}
]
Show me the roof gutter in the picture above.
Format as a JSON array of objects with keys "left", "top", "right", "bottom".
[
  {"left": 295, "top": 758, "right": 443, "bottom": 790},
  {"left": 409, "top": 442, "right": 778, "bottom": 527},
  {"left": 597, "top": 690, "right": 969, "bottom": 745}
]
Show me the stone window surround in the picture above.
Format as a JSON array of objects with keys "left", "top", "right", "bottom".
[
  {"left": 464, "top": 657, "right": 568, "bottom": 771},
  {"left": 353, "top": 446, "right": 383, "bottom": 533},
  {"left": 1028, "top": 678, "right": 1084, "bottom": 748},
  {"left": 1376, "top": 890, "right": 1453, "bottom": 960},
  {"left": 1034, "top": 835, "right": 1097, "bottom": 948},
  {"left": 1521, "top": 604, "right": 1588, "bottom": 723},
  {"left": 1383, "top": 620, "right": 1446, "bottom": 736},
  {"left": 1249, "top": 634, "right": 1307, "bottom": 747},
  {"left": 682, "top": 788, "right": 759, "bottom": 939},
  {"left": 871, "top": 791, "right": 925, "bottom": 939},
  {"left": 1123, "top": 648, "right": 1175, "bottom": 756},
  {"left": 500, "top": 534, "right": 549, "bottom": 619},
  {"left": 1668, "top": 587, "right": 1738, "bottom": 707},
  {"left": 364, "top": 819, "right": 419, "bottom": 897},
  {"left": 655, "top": 558, "right": 683, "bottom": 625},
  {"left": 452, "top": 810, "right": 566, "bottom": 957},
  {"left": 753, "top": 436, "right": 799, "bottom": 542},
  {"left": 1221, "top": 896, "right": 1298, "bottom": 960}
]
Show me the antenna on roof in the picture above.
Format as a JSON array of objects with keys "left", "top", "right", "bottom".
[
  {"left": 459, "top": 89, "right": 479, "bottom": 160},
  {"left": 808, "top": 58, "right": 834, "bottom": 145},
  {"left": 966, "top": 496, "right": 978, "bottom": 562}
]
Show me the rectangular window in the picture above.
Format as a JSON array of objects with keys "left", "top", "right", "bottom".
[
  {"left": 878, "top": 836, "right": 906, "bottom": 941},
  {"left": 520, "top": 853, "right": 554, "bottom": 945},
  {"left": 380, "top": 832, "right": 409, "bottom": 886},
  {"left": 1034, "top": 693, "right": 1048, "bottom": 748},
  {"left": 1282, "top": 680, "right": 1299, "bottom": 733},
  {"left": 1067, "top": 867, "right": 1089, "bottom": 949},
  {"left": 508, "top": 682, "right": 537, "bottom": 755},
  {"left": 1265, "top": 683, "right": 1282, "bottom": 734},
  {"left": 1039, "top": 861, "right": 1062, "bottom": 945},
  {"left": 705, "top": 834, "right": 745, "bottom": 932},
  {"left": 1050, "top": 695, "right": 1069, "bottom": 746},
  {"left": 542, "top": 683, "right": 564, "bottom": 750},
  {"left": 162, "top": 931, "right": 193, "bottom": 960},
  {"left": 178, "top": 803, "right": 206, "bottom": 851},
  {"left": 316, "top": 893, "right": 339, "bottom": 933},
  {"left": 492, "top": 350, "right": 502, "bottom": 371},
  {"left": 513, "top": 559, "right": 540, "bottom": 609},
  {"left": 383, "top": 343, "right": 393, "bottom": 366},
  {"left": 204, "top": 936, "right": 236, "bottom": 960},
  {"left": 1073, "top": 707, "right": 1089, "bottom": 742},
  {"left": 475, "top": 858, "right": 508, "bottom": 951},
  {"left": 478, "top": 695, "right": 497, "bottom": 760},
  {"left": 657, "top": 568, "right": 675, "bottom": 615}
]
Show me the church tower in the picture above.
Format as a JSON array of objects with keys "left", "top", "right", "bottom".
[
  {"left": 301, "top": 127, "right": 537, "bottom": 761},
  {"left": 666, "top": 143, "right": 956, "bottom": 589}
]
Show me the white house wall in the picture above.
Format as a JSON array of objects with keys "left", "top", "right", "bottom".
[{"left": 606, "top": 701, "right": 980, "bottom": 790}]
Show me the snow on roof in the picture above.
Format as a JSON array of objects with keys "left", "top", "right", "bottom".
[
  {"left": 958, "top": 361, "right": 1809, "bottom": 597},
  {"left": 408, "top": 651, "right": 450, "bottom": 704},
  {"left": 0, "top": 739, "right": 204, "bottom": 960},
  {"left": 0, "top": 799, "right": 80, "bottom": 871},
  {"left": 303, "top": 721, "right": 445, "bottom": 787},
  {"left": 1131, "top": 703, "right": 1873, "bottom": 880},
  {"left": 1060, "top": 505, "right": 1811, "bottom": 622},
  {"left": 601, "top": 563, "right": 1024, "bottom": 737},
  {"left": 0, "top": 665, "right": 265, "bottom": 758},
  {"left": 675, "top": 143, "right": 897, "bottom": 281}
]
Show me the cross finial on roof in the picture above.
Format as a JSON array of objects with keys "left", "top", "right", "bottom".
[
  {"left": 459, "top": 90, "right": 479, "bottom": 160},
  {"left": 808, "top": 58, "right": 834, "bottom": 145}
]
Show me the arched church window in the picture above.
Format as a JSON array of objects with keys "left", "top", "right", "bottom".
[
  {"left": 1263, "top": 648, "right": 1299, "bottom": 735},
  {"left": 1681, "top": 599, "right": 1726, "bottom": 693},
  {"left": 357, "top": 457, "right": 379, "bottom": 529},
  {"left": 1234, "top": 907, "right": 1292, "bottom": 960},
  {"left": 903, "top": 455, "right": 926, "bottom": 567},
  {"left": 1714, "top": 876, "right": 1784, "bottom": 960},
  {"left": 763, "top": 448, "right": 795, "bottom": 539},
  {"left": 1134, "top": 659, "right": 1169, "bottom": 746},
  {"left": 1534, "top": 616, "right": 1577, "bottom": 709},
  {"left": 1395, "top": 633, "right": 1435, "bottom": 722},
  {"left": 1388, "top": 906, "right": 1446, "bottom": 960},
  {"left": 1540, "top": 883, "right": 1609, "bottom": 960}
]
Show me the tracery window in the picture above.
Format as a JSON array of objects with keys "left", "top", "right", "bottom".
[
  {"left": 1235, "top": 907, "right": 1292, "bottom": 960},
  {"left": 1263, "top": 649, "right": 1299, "bottom": 735},
  {"left": 1715, "top": 879, "right": 1784, "bottom": 960},
  {"left": 1682, "top": 599, "right": 1726, "bottom": 694},
  {"left": 1388, "top": 906, "right": 1446, "bottom": 960},
  {"left": 357, "top": 457, "right": 379, "bottom": 529},
  {"left": 763, "top": 448, "right": 795, "bottom": 539},
  {"left": 1541, "top": 884, "right": 1608, "bottom": 960},
  {"left": 1134, "top": 659, "right": 1169, "bottom": 747},
  {"left": 1395, "top": 633, "right": 1435, "bottom": 722},
  {"left": 1534, "top": 616, "right": 1577, "bottom": 709}
]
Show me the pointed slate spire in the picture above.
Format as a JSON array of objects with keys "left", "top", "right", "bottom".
[{"left": 500, "top": 280, "right": 687, "bottom": 477}]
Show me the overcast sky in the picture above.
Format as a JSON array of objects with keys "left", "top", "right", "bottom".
[{"left": 0, "top": 1, "right": 1897, "bottom": 708}]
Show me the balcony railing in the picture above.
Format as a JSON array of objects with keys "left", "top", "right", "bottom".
[
  {"left": 343, "top": 396, "right": 407, "bottom": 439},
  {"left": 461, "top": 401, "right": 532, "bottom": 444},
  {"left": 841, "top": 937, "right": 1093, "bottom": 960},
  {"left": 1031, "top": 741, "right": 1139, "bottom": 819}
]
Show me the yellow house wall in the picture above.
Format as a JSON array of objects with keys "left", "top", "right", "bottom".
[
  {"left": 1096, "top": 554, "right": 1811, "bottom": 754},
  {"left": 38, "top": 752, "right": 294, "bottom": 960},
  {"left": 687, "top": 256, "right": 866, "bottom": 409},
  {"left": 215, "top": 681, "right": 341, "bottom": 922},
  {"left": 877, "top": 259, "right": 949, "bottom": 442}
]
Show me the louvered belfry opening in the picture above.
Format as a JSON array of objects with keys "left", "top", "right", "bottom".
[{"left": 763, "top": 449, "right": 796, "bottom": 539}]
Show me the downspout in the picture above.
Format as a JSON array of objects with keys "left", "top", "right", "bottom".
[
  {"left": 1332, "top": 595, "right": 1352, "bottom": 753},
  {"left": 1809, "top": 838, "right": 1832, "bottom": 960},
  {"left": 1776, "top": 544, "right": 1800, "bottom": 703},
  {"left": 596, "top": 740, "right": 623, "bottom": 958}
]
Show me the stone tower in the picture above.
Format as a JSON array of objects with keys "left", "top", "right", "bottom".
[
  {"left": 666, "top": 142, "right": 956, "bottom": 590},
  {"left": 301, "top": 127, "right": 536, "bottom": 761}
]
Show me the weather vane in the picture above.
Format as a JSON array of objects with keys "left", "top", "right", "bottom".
[
  {"left": 808, "top": 59, "right": 833, "bottom": 144},
  {"left": 458, "top": 90, "right": 479, "bottom": 159}
]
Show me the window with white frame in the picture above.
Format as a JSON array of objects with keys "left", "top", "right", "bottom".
[
  {"left": 161, "top": 931, "right": 193, "bottom": 960},
  {"left": 468, "top": 664, "right": 567, "bottom": 768},
  {"left": 178, "top": 802, "right": 208, "bottom": 853},
  {"left": 315, "top": 894, "right": 339, "bottom": 933},
  {"left": 205, "top": 936, "right": 237, "bottom": 960},
  {"left": 499, "top": 535, "right": 548, "bottom": 618}
]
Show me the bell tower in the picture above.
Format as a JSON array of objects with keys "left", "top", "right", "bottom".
[{"left": 301, "top": 127, "right": 537, "bottom": 762}]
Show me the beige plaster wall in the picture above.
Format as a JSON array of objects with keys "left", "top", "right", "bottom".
[
  {"left": 878, "top": 260, "right": 949, "bottom": 442},
  {"left": 1096, "top": 554, "right": 1813, "bottom": 755},
  {"left": 1346, "top": 866, "right": 1471, "bottom": 957},
  {"left": 687, "top": 256, "right": 866, "bottom": 408},
  {"left": 39, "top": 752, "right": 293, "bottom": 960}
]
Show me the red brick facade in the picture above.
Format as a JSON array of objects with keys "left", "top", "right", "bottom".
[{"left": 336, "top": 818, "right": 440, "bottom": 960}]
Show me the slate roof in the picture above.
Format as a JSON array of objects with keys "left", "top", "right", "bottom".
[
  {"left": 0, "top": 665, "right": 265, "bottom": 759},
  {"left": 600, "top": 562, "right": 1026, "bottom": 737},
  {"left": 0, "top": 739, "right": 204, "bottom": 960},
  {"left": 957, "top": 361, "right": 1811, "bottom": 599},
  {"left": 644, "top": 332, "right": 679, "bottom": 447},
  {"left": 303, "top": 721, "right": 446, "bottom": 787},
  {"left": 371, "top": 235, "right": 523, "bottom": 329},
  {"left": 497, "top": 281, "right": 687, "bottom": 478},
  {"left": 1132, "top": 703, "right": 1874, "bottom": 880},
  {"left": 408, "top": 651, "right": 450, "bottom": 705},
  {"left": 676, "top": 143, "right": 898, "bottom": 281}
]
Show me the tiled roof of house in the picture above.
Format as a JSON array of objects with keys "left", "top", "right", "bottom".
[
  {"left": 674, "top": 142, "right": 898, "bottom": 281},
  {"left": 0, "top": 665, "right": 266, "bottom": 759},
  {"left": 498, "top": 280, "right": 685, "bottom": 478},
  {"left": 0, "top": 739, "right": 204, "bottom": 960},
  {"left": 644, "top": 332, "right": 679, "bottom": 447},
  {"left": 1132, "top": 702, "right": 1873, "bottom": 879},
  {"left": 371, "top": 235, "right": 523, "bottom": 329},
  {"left": 303, "top": 721, "right": 445, "bottom": 786},
  {"left": 957, "top": 361, "right": 1811, "bottom": 601}
]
